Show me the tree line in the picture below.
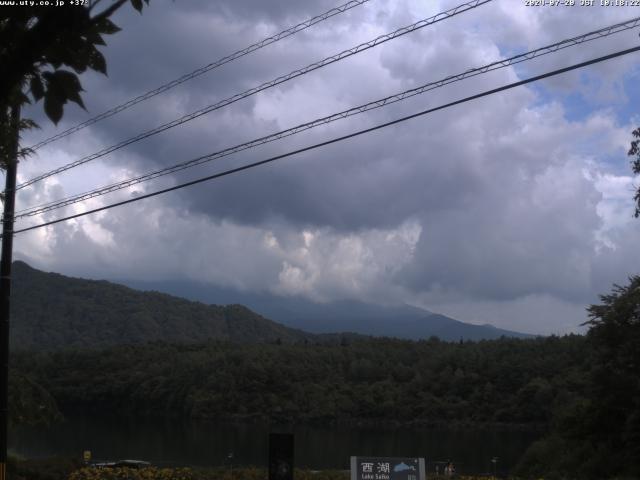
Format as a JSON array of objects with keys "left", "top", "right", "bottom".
[{"left": 11, "top": 335, "right": 588, "bottom": 428}]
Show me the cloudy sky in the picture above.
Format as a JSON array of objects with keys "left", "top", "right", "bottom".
[{"left": 12, "top": 0, "right": 640, "bottom": 335}]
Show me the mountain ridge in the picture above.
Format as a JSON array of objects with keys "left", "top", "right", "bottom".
[
  {"left": 10, "top": 261, "right": 532, "bottom": 351},
  {"left": 121, "top": 278, "right": 534, "bottom": 341},
  {"left": 10, "top": 261, "right": 315, "bottom": 350}
]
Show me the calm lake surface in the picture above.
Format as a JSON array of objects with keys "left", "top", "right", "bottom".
[{"left": 9, "top": 415, "right": 539, "bottom": 475}]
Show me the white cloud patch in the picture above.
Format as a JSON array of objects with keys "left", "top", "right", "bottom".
[{"left": 271, "top": 222, "right": 421, "bottom": 301}]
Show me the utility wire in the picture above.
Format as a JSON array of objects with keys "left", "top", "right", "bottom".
[
  {"left": 9, "top": 45, "right": 640, "bottom": 237},
  {"left": 14, "top": 16, "right": 640, "bottom": 219},
  {"left": 27, "top": 0, "right": 372, "bottom": 151},
  {"left": 16, "top": 0, "right": 492, "bottom": 191}
]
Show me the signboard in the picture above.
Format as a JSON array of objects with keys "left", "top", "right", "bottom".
[
  {"left": 350, "top": 457, "right": 425, "bottom": 480},
  {"left": 83, "top": 451, "right": 91, "bottom": 462}
]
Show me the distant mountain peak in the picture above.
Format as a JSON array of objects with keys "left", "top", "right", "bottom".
[{"left": 119, "top": 277, "right": 534, "bottom": 341}]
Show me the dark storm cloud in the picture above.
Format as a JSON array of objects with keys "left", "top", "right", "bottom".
[
  {"left": 172, "top": 0, "right": 341, "bottom": 24},
  {"left": 21, "top": 0, "right": 374, "bottom": 191},
  {"left": 173, "top": 105, "right": 486, "bottom": 231}
]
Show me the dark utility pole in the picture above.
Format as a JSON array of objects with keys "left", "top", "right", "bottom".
[{"left": 0, "top": 104, "right": 20, "bottom": 480}]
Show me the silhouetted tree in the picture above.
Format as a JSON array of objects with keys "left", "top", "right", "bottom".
[{"left": 581, "top": 276, "right": 640, "bottom": 478}]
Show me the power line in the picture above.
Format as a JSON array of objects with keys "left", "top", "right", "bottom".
[
  {"left": 9, "top": 45, "right": 640, "bottom": 237},
  {"left": 27, "top": 0, "right": 373, "bottom": 151},
  {"left": 16, "top": 0, "right": 492, "bottom": 191},
  {"left": 14, "top": 16, "right": 640, "bottom": 219}
]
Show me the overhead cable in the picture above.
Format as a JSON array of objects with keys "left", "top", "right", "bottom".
[
  {"left": 27, "top": 0, "right": 373, "bottom": 151},
  {"left": 15, "top": 16, "right": 640, "bottom": 219},
  {"left": 9, "top": 45, "right": 640, "bottom": 236},
  {"left": 16, "top": 0, "right": 492, "bottom": 191}
]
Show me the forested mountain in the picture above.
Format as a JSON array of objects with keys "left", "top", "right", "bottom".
[
  {"left": 11, "top": 335, "right": 588, "bottom": 427},
  {"left": 10, "top": 261, "right": 314, "bottom": 350},
  {"left": 122, "top": 279, "right": 533, "bottom": 341}
]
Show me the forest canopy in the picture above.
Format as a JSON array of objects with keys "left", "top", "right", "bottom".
[{"left": 11, "top": 335, "right": 588, "bottom": 428}]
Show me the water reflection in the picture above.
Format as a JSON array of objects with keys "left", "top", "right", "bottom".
[{"left": 10, "top": 415, "right": 539, "bottom": 475}]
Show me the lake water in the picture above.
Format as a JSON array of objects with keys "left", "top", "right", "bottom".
[{"left": 9, "top": 415, "right": 539, "bottom": 475}]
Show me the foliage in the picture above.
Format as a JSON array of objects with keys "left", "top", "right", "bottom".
[
  {"left": 68, "top": 467, "right": 351, "bottom": 480},
  {"left": 69, "top": 466, "right": 202, "bottom": 480},
  {"left": 67, "top": 469, "right": 414, "bottom": 480},
  {"left": 10, "top": 464, "right": 521, "bottom": 480},
  {"left": 0, "top": 115, "right": 37, "bottom": 171},
  {"left": 628, "top": 129, "right": 640, "bottom": 217},
  {"left": 580, "top": 276, "right": 640, "bottom": 478},
  {"left": 516, "top": 276, "right": 640, "bottom": 479},
  {"left": 0, "top": 0, "right": 149, "bottom": 125},
  {"left": 7, "top": 455, "right": 81, "bottom": 480},
  {"left": 11, "top": 335, "right": 589, "bottom": 428},
  {"left": 14, "top": 462, "right": 552, "bottom": 480},
  {"left": 66, "top": 466, "right": 339, "bottom": 480},
  {"left": 8, "top": 372, "right": 62, "bottom": 427}
]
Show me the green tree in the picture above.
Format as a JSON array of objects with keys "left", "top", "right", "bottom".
[
  {"left": 628, "top": 128, "right": 640, "bottom": 217},
  {"left": 517, "top": 277, "right": 640, "bottom": 479},
  {"left": 1, "top": 0, "right": 149, "bottom": 125},
  {"left": 8, "top": 373, "right": 61, "bottom": 427},
  {"left": 0, "top": 0, "right": 150, "bottom": 441},
  {"left": 582, "top": 276, "right": 640, "bottom": 478}
]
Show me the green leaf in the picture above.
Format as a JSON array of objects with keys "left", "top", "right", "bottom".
[
  {"left": 44, "top": 93, "right": 63, "bottom": 125},
  {"left": 41, "top": 70, "right": 87, "bottom": 118},
  {"left": 63, "top": 49, "right": 89, "bottom": 74},
  {"left": 87, "top": 49, "right": 107, "bottom": 75},
  {"left": 52, "top": 69, "right": 82, "bottom": 92},
  {"left": 43, "top": 46, "right": 64, "bottom": 70},
  {"left": 53, "top": 70, "right": 86, "bottom": 110},
  {"left": 30, "top": 75, "right": 44, "bottom": 101},
  {"left": 130, "top": 0, "right": 143, "bottom": 12},
  {"left": 95, "top": 18, "right": 121, "bottom": 35},
  {"left": 84, "top": 29, "right": 106, "bottom": 46},
  {"left": 65, "top": 89, "right": 86, "bottom": 110}
]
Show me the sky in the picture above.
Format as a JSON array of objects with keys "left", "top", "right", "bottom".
[{"left": 11, "top": 0, "right": 640, "bottom": 335}]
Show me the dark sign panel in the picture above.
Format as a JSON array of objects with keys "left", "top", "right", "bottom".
[
  {"left": 350, "top": 457, "right": 425, "bottom": 480},
  {"left": 269, "top": 433, "right": 294, "bottom": 480}
]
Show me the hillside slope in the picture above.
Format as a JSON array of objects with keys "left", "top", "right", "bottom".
[{"left": 10, "top": 261, "right": 313, "bottom": 350}]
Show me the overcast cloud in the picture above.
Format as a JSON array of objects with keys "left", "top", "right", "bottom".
[{"left": 12, "top": 0, "right": 640, "bottom": 335}]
